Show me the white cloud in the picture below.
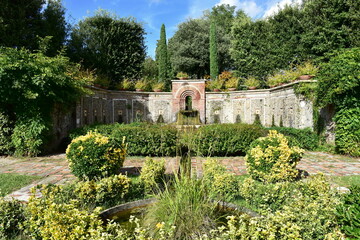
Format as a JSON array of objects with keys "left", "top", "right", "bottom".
[
  {"left": 187, "top": 0, "right": 215, "bottom": 19},
  {"left": 216, "top": 0, "right": 263, "bottom": 18},
  {"left": 263, "top": 0, "right": 302, "bottom": 18}
]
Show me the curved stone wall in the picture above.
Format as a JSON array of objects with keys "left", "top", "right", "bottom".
[{"left": 75, "top": 80, "right": 314, "bottom": 129}]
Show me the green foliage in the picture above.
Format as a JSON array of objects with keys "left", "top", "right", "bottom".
[
  {"left": 245, "top": 130, "right": 304, "bottom": 183},
  {"left": 337, "top": 185, "right": 360, "bottom": 239},
  {"left": 156, "top": 24, "right": 171, "bottom": 87},
  {"left": 66, "top": 131, "right": 127, "bottom": 180},
  {"left": 293, "top": 81, "right": 318, "bottom": 102},
  {"left": 316, "top": 48, "right": 360, "bottom": 156},
  {"left": 228, "top": 174, "right": 342, "bottom": 240},
  {"left": 231, "top": 0, "right": 360, "bottom": 79},
  {"left": 266, "top": 127, "right": 319, "bottom": 150},
  {"left": 253, "top": 114, "right": 262, "bottom": 126},
  {"left": 0, "top": 110, "right": 13, "bottom": 155},
  {"left": 244, "top": 76, "right": 261, "bottom": 88},
  {"left": 0, "top": 47, "right": 91, "bottom": 156},
  {"left": 70, "top": 123, "right": 178, "bottom": 157},
  {"left": 168, "top": 5, "right": 235, "bottom": 79},
  {"left": 0, "top": 0, "right": 68, "bottom": 54},
  {"left": 210, "top": 21, "right": 219, "bottom": 80},
  {"left": 11, "top": 115, "right": 49, "bottom": 156},
  {"left": 142, "top": 57, "right": 158, "bottom": 80},
  {"left": 191, "top": 123, "right": 265, "bottom": 157},
  {"left": 68, "top": 10, "right": 146, "bottom": 86},
  {"left": 0, "top": 198, "right": 25, "bottom": 239},
  {"left": 74, "top": 174, "right": 130, "bottom": 207},
  {"left": 240, "top": 177, "right": 295, "bottom": 213},
  {"left": 41, "top": 0, "right": 69, "bottom": 56},
  {"left": 140, "top": 158, "right": 165, "bottom": 193},
  {"left": 144, "top": 175, "right": 217, "bottom": 239},
  {"left": 334, "top": 108, "right": 360, "bottom": 157},
  {"left": 24, "top": 185, "right": 119, "bottom": 240},
  {"left": 316, "top": 48, "right": 360, "bottom": 108},
  {"left": 202, "top": 158, "right": 238, "bottom": 201}
]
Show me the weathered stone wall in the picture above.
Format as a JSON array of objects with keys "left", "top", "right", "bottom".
[
  {"left": 205, "top": 82, "right": 313, "bottom": 128},
  {"left": 75, "top": 81, "right": 314, "bottom": 129}
]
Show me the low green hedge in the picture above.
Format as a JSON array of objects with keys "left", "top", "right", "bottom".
[
  {"left": 266, "top": 127, "right": 319, "bottom": 150},
  {"left": 70, "top": 123, "right": 178, "bottom": 157},
  {"left": 70, "top": 123, "right": 265, "bottom": 157},
  {"left": 191, "top": 124, "right": 266, "bottom": 156}
]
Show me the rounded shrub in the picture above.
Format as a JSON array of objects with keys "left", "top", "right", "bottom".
[
  {"left": 66, "top": 131, "right": 127, "bottom": 180},
  {"left": 245, "top": 130, "right": 304, "bottom": 183}
]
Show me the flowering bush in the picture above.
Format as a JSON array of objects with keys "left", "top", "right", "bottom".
[
  {"left": 245, "top": 130, "right": 304, "bottom": 183},
  {"left": 66, "top": 131, "right": 127, "bottom": 180}
]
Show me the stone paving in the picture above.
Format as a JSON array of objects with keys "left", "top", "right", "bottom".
[{"left": 0, "top": 151, "right": 359, "bottom": 201}]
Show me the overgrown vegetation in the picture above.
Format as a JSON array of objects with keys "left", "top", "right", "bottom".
[
  {"left": 0, "top": 46, "right": 92, "bottom": 156},
  {"left": 316, "top": 48, "right": 360, "bottom": 156}
]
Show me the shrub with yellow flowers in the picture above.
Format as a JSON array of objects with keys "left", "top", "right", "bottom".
[
  {"left": 66, "top": 131, "right": 127, "bottom": 180},
  {"left": 74, "top": 174, "right": 131, "bottom": 206},
  {"left": 140, "top": 157, "right": 165, "bottom": 193},
  {"left": 202, "top": 158, "right": 238, "bottom": 201},
  {"left": 245, "top": 130, "right": 304, "bottom": 183}
]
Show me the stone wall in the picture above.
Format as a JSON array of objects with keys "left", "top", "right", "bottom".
[{"left": 75, "top": 80, "right": 314, "bottom": 129}]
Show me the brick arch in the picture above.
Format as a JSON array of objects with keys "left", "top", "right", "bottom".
[
  {"left": 172, "top": 80, "right": 206, "bottom": 123},
  {"left": 179, "top": 89, "right": 200, "bottom": 110}
]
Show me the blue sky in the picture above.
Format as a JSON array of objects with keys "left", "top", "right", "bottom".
[{"left": 62, "top": 0, "right": 298, "bottom": 58}]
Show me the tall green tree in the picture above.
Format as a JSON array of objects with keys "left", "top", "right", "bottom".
[
  {"left": 155, "top": 24, "right": 171, "bottom": 86},
  {"left": 0, "top": 0, "right": 68, "bottom": 54},
  {"left": 41, "top": 0, "right": 68, "bottom": 56},
  {"left": 230, "top": 0, "right": 360, "bottom": 79},
  {"left": 209, "top": 21, "right": 219, "bottom": 80},
  {"left": 0, "top": 0, "right": 44, "bottom": 50},
  {"left": 301, "top": 0, "right": 360, "bottom": 60},
  {"left": 68, "top": 10, "right": 146, "bottom": 87},
  {"left": 168, "top": 19, "right": 209, "bottom": 78}
]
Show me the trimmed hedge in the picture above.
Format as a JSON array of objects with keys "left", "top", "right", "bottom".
[
  {"left": 70, "top": 123, "right": 178, "bottom": 157},
  {"left": 191, "top": 123, "right": 266, "bottom": 156},
  {"left": 266, "top": 127, "right": 319, "bottom": 150}
]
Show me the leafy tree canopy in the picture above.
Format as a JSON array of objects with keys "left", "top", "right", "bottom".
[
  {"left": 168, "top": 4, "right": 240, "bottom": 78},
  {"left": 67, "top": 10, "right": 146, "bottom": 87},
  {"left": 0, "top": 0, "right": 68, "bottom": 55}
]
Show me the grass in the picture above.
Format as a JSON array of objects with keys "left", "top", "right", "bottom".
[
  {"left": 0, "top": 173, "right": 41, "bottom": 197},
  {"left": 328, "top": 175, "right": 360, "bottom": 188}
]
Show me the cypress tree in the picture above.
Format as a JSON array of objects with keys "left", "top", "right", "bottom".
[
  {"left": 156, "top": 24, "right": 171, "bottom": 87},
  {"left": 209, "top": 21, "right": 219, "bottom": 80}
]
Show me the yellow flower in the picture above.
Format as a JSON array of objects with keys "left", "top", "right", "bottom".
[{"left": 156, "top": 222, "right": 164, "bottom": 229}]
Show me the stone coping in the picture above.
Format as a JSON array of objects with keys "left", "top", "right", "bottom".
[{"left": 87, "top": 80, "right": 317, "bottom": 95}]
